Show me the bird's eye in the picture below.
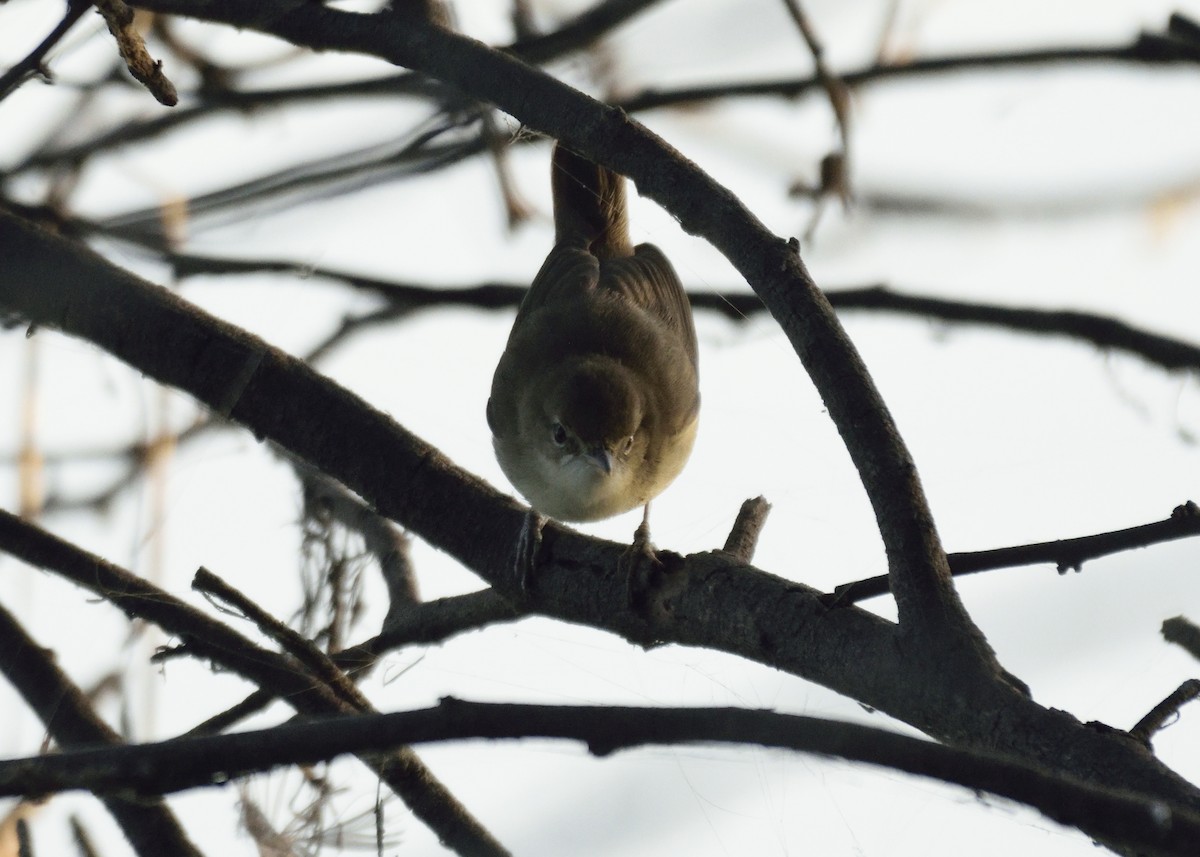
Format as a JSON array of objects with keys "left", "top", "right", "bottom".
[
  {"left": 551, "top": 422, "right": 568, "bottom": 447},
  {"left": 621, "top": 435, "right": 635, "bottom": 455}
]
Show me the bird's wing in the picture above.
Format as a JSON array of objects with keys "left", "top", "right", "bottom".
[
  {"left": 509, "top": 241, "right": 599, "bottom": 330},
  {"left": 602, "top": 243, "right": 699, "bottom": 371}
]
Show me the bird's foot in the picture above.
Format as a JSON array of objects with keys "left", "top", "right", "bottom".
[
  {"left": 621, "top": 518, "right": 662, "bottom": 610},
  {"left": 514, "top": 510, "right": 546, "bottom": 593}
]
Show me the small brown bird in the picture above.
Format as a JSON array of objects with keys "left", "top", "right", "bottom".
[{"left": 488, "top": 143, "right": 699, "bottom": 530}]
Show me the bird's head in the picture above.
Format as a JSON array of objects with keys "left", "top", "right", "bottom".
[{"left": 520, "top": 357, "right": 649, "bottom": 520}]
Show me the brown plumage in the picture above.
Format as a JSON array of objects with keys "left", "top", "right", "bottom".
[{"left": 488, "top": 144, "right": 699, "bottom": 522}]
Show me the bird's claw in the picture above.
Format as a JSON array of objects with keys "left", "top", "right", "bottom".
[
  {"left": 622, "top": 519, "right": 662, "bottom": 609},
  {"left": 514, "top": 510, "right": 546, "bottom": 593}
]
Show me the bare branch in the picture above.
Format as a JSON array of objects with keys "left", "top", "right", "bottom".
[
  {"left": 94, "top": 0, "right": 177, "bottom": 105},
  {"left": 830, "top": 502, "right": 1200, "bottom": 604},
  {"left": 161, "top": 256, "right": 1200, "bottom": 376},
  {"left": 1, "top": 699, "right": 1198, "bottom": 857},
  {"left": 1163, "top": 616, "right": 1200, "bottom": 662},
  {"left": 107, "top": 6, "right": 979, "bottom": 644},
  {"left": 0, "top": 601, "right": 203, "bottom": 856},
  {"left": 0, "top": 509, "right": 508, "bottom": 857},
  {"left": 1130, "top": 679, "right": 1200, "bottom": 745},
  {"left": 188, "top": 589, "right": 523, "bottom": 737},
  {"left": 620, "top": 21, "right": 1200, "bottom": 112},
  {"left": 722, "top": 497, "right": 771, "bottom": 564},
  {"left": 0, "top": 0, "right": 93, "bottom": 102},
  {"left": 192, "top": 567, "right": 367, "bottom": 711}
]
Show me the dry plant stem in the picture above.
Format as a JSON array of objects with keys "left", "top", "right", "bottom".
[
  {"left": 292, "top": 461, "right": 419, "bottom": 607},
  {"left": 1130, "top": 679, "right": 1200, "bottom": 745},
  {"left": 510, "top": 0, "right": 537, "bottom": 41},
  {"left": 829, "top": 287, "right": 1200, "bottom": 372},
  {"left": 16, "top": 818, "right": 32, "bottom": 857},
  {"left": 722, "top": 496, "right": 771, "bottom": 563},
  {"left": 94, "top": 0, "right": 178, "bottom": 105},
  {"left": 0, "top": 601, "right": 203, "bottom": 857},
  {"left": 1, "top": 700, "right": 1199, "bottom": 857},
  {"left": 831, "top": 503, "right": 1200, "bottom": 604},
  {"left": 0, "top": 0, "right": 93, "bottom": 102},
  {"left": 192, "top": 566, "right": 367, "bottom": 711},
  {"left": 0, "top": 510, "right": 508, "bottom": 857},
  {"left": 1163, "top": 616, "right": 1200, "bottom": 661}
]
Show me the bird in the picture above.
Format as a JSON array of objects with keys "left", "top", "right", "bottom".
[{"left": 487, "top": 142, "right": 699, "bottom": 549}]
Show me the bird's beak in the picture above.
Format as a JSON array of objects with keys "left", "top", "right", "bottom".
[{"left": 585, "top": 446, "right": 613, "bottom": 474}]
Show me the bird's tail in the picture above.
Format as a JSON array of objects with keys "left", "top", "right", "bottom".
[{"left": 551, "top": 143, "right": 633, "bottom": 259}]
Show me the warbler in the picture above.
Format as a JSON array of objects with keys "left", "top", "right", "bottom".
[{"left": 488, "top": 143, "right": 699, "bottom": 528}]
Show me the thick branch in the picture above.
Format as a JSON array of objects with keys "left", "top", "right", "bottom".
[
  {"left": 121, "top": 2, "right": 983, "bottom": 659},
  {"left": 0, "top": 602, "right": 204, "bottom": 857},
  {"left": 0, "top": 508, "right": 508, "bottom": 857},
  {"left": 0, "top": 699, "right": 1197, "bottom": 857},
  {"left": 4, "top": 204, "right": 1199, "bottom": 842}
]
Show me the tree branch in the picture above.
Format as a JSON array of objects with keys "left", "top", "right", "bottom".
[
  {"left": 6, "top": 0, "right": 664, "bottom": 176},
  {"left": 620, "top": 18, "right": 1200, "bottom": 112},
  {"left": 1130, "top": 679, "right": 1200, "bottom": 745},
  {"left": 1163, "top": 616, "right": 1200, "bottom": 662},
  {"left": 164, "top": 255, "right": 1200, "bottom": 374},
  {"left": 0, "top": 601, "right": 204, "bottom": 857},
  {"left": 120, "top": 2, "right": 992, "bottom": 664},
  {"left": 4, "top": 204, "right": 1200, "bottom": 847},
  {"left": 0, "top": 0, "right": 94, "bottom": 102},
  {"left": 831, "top": 501, "right": 1200, "bottom": 604},
  {"left": 1, "top": 699, "right": 1197, "bottom": 857},
  {"left": 0, "top": 507, "right": 508, "bottom": 857}
]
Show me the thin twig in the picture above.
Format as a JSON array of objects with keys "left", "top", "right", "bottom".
[
  {"left": 292, "top": 460, "right": 419, "bottom": 609},
  {"left": 167, "top": 255, "right": 1200, "bottom": 374},
  {"left": 829, "top": 501, "right": 1200, "bottom": 604},
  {"left": 16, "top": 818, "right": 32, "bottom": 857},
  {"left": 190, "top": 589, "right": 523, "bottom": 736},
  {"left": 1129, "top": 679, "right": 1200, "bottom": 745},
  {"left": 619, "top": 24, "right": 1200, "bottom": 112},
  {"left": 68, "top": 816, "right": 102, "bottom": 857},
  {"left": 193, "top": 566, "right": 368, "bottom": 712},
  {"left": 94, "top": 0, "right": 177, "bottom": 105},
  {"left": 0, "top": 0, "right": 94, "bottom": 102},
  {"left": 779, "top": 0, "right": 851, "bottom": 226},
  {"left": 722, "top": 496, "right": 771, "bottom": 563},
  {"left": 1163, "top": 616, "right": 1200, "bottom": 662}
]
